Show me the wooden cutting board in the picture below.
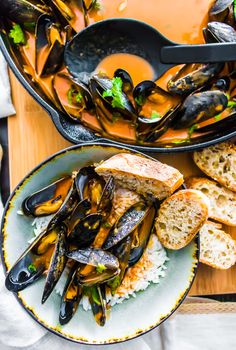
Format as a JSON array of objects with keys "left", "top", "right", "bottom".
[{"left": 8, "top": 72, "right": 236, "bottom": 296}]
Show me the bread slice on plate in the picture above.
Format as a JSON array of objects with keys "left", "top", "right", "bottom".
[
  {"left": 200, "top": 221, "right": 236, "bottom": 269},
  {"left": 95, "top": 153, "right": 183, "bottom": 200},
  {"left": 155, "top": 189, "right": 209, "bottom": 249},
  {"left": 193, "top": 142, "right": 236, "bottom": 192},
  {"left": 186, "top": 177, "right": 236, "bottom": 226}
]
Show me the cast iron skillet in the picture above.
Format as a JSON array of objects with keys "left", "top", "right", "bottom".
[{"left": 1, "top": 18, "right": 235, "bottom": 153}]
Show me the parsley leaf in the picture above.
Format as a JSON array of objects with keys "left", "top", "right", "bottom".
[
  {"left": 214, "top": 113, "right": 222, "bottom": 121},
  {"left": 108, "top": 276, "right": 120, "bottom": 294},
  {"left": 151, "top": 111, "right": 161, "bottom": 120},
  {"left": 9, "top": 24, "right": 26, "bottom": 45},
  {"left": 93, "top": 0, "right": 101, "bottom": 10},
  {"left": 135, "top": 95, "right": 145, "bottom": 106},
  {"left": 28, "top": 264, "right": 37, "bottom": 273},
  {"left": 234, "top": 0, "right": 236, "bottom": 19},
  {"left": 96, "top": 263, "right": 107, "bottom": 274},
  {"left": 188, "top": 123, "right": 199, "bottom": 138},
  {"left": 91, "top": 287, "right": 101, "bottom": 305},
  {"left": 67, "top": 87, "right": 83, "bottom": 105},
  {"left": 103, "top": 77, "right": 126, "bottom": 110},
  {"left": 227, "top": 100, "right": 236, "bottom": 108}
]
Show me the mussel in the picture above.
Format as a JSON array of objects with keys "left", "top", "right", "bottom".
[
  {"left": 103, "top": 201, "right": 150, "bottom": 250},
  {"left": 204, "top": 21, "right": 236, "bottom": 43},
  {"left": 0, "top": 0, "right": 50, "bottom": 29},
  {"left": 173, "top": 90, "right": 228, "bottom": 129},
  {"left": 89, "top": 285, "right": 107, "bottom": 326},
  {"left": 35, "top": 15, "right": 64, "bottom": 77},
  {"left": 22, "top": 176, "right": 72, "bottom": 217},
  {"left": 209, "top": 0, "right": 235, "bottom": 25}
]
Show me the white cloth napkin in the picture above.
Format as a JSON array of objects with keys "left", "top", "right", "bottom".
[
  {"left": 1, "top": 51, "right": 236, "bottom": 350},
  {"left": 0, "top": 51, "right": 15, "bottom": 118}
]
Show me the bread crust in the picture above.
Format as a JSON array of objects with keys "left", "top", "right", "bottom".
[
  {"left": 155, "top": 189, "right": 209, "bottom": 250},
  {"left": 186, "top": 177, "right": 236, "bottom": 226},
  {"left": 95, "top": 153, "right": 183, "bottom": 199},
  {"left": 193, "top": 142, "right": 236, "bottom": 192}
]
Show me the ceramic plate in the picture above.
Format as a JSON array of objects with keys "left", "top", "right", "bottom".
[{"left": 1, "top": 143, "right": 198, "bottom": 344}]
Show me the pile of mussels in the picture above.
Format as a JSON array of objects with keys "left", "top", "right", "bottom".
[
  {"left": 5, "top": 166, "right": 157, "bottom": 326},
  {"left": 1, "top": 0, "right": 236, "bottom": 143}
]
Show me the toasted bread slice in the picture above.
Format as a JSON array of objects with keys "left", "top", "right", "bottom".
[
  {"left": 186, "top": 177, "right": 236, "bottom": 226},
  {"left": 95, "top": 153, "right": 183, "bottom": 200},
  {"left": 155, "top": 189, "right": 209, "bottom": 249},
  {"left": 200, "top": 221, "right": 236, "bottom": 269},
  {"left": 193, "top": 142, "right": 236, "bottom": 192}
]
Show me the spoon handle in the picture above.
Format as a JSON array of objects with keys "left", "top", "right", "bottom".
[{"left": 161, "top": 42, "right": 236, "bottom": 64}]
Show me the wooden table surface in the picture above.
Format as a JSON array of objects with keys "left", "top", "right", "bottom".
[{"left": 8, "top": 73, "right": 236, "bottom": 296}]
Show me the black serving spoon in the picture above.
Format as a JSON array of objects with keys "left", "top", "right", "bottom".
[{"left": 64, "top": 18, "right": 236, "bottom": 81}]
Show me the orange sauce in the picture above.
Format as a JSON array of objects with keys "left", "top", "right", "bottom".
[{"left": 96, "top": 53, "right": 155, "bottom": 86}]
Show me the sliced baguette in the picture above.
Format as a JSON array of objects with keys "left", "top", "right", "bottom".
[
  {"left": 95, "top": 153, "right": 183, "bottom": 200},
  {"left": 193, "top": 142, "right": 236, "bottom": 192},
  {"left": 185, "top": 177, "right": 236, "bottom": 226},
  {"left": 155, "top": 189, "right": 209, "bottom": 249},
  {"left": 200, "top": 221, "right": 236, "bottom": 269}
]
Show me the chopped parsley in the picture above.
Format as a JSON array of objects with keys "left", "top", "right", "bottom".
[
  {"left": 103, "top": 222, "right": 112, "bottom": 228},
  {"left": 234, "top": 0, "right": 236, "bottom": 19},
  {"left": 9, "top": 24, "right": 26, "bottom": 45},
  {"left": 67, "top": 87, "right": 83, "bottom": 105},
  {"left": 93, "top": 0, "right": 101, "bottom": 10},
  {"left": 91, "top": 287, "right": 101, "bottom": 305},
  {"left": 227, "top": 100, "right": 236, "bottom": 108},
  {"left": 96, "top": 263, "right": 107, "bottom": 274},
  {"left": 28, "top": 264, "right": 37, "bottom": 273},
  {"left": 108, "top": 276, "right": 120, "bottom": 294},
  {"left": 172, "top": 139, "right": 190, "bottom": 145},
  {"left": 214, "top": 113, "right": 222, "bottom": 121},
  {"left": 135, "top": 95, "right": 145, "bottom": 106},
  {"left": 188, "top": 123, "right": 199, "bottom": 138},
  {"left": 103, "top": 77, "right": 126, "bottom": 110},
  {"left": 150, "top": 111, "right": 161, "bottom": 120}
]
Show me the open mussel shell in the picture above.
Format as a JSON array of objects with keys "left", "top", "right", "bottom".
[
  {"left": 46, "top": 177, "right": 79, "bottom": 232},
  {"left": 66, "top": 198, "right": 91, "bottom": 232},
  {"left": 173, "top": 90, "right": 228, "bottom": 129},
  {"left": 68, "top": 213, "right": 103, "bottom": 247},
  {"left": 129, "top": 205, "right": 156, "bottom": 267},
  {"left": 59, "top": 263, "right": 82, "bottom": 325},
  {"left": 97, "top": 176, "right": 115, "bottom": 215},
  {"left": 89, "top": 75, "right": 137, "bottom": 123},
  {"left": 114, "top": 69, "right": 134, "bottom": 94},
  {"left": 80, "top": 268, "right": 119, "bottom": 286},
  {"left": 89, "top": 285, "right": 107, "bottom": 327},
  {"left": 42, "top": 223, "right": 68, "bottom": 303},
  {"left": 5, "top": 225, "right": 59, "bottom": 292},
  {"left": 53, "top": 73, "right": 94, "bottom": 122},
  {"left": 75, "top": 166, "right": 99, "bottom": 200},
  {"left": 204, "top": 21, "right": 236, "bottom": 43},
  {"left": 167, "top": 63, "right": 224, "bottom": 95},
  {"left": 103, "top": 202, "right": 150, "bottom": 250},
  {"left": 67, "top": 248, "right": 119, "bottom": 271},
  {"left": 195, "top": 109, "right": 236, "bottom": 134},
  {"left": 22, "top": 176, "right": 72, "bottom": 217},
  {"left": 35, "top": 14, "right": 64, "bottom": 77},
  {"left": 0, "top": 0, "right": 50, "bottom": 29},
  {"left": 133, "top": 80, "right": 157, "bottom": 111}
]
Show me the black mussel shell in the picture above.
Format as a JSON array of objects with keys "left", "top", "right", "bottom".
[
  {"left": 173, "top": 90, "right": 228, "bottom": 129},
  {"left": 75, "top": 166, "right": 99, "bottom": 201},
  {"left": 59, "top": 263, "right": 82, "bottom": 325},
  {"left": 81, "top": 269, "right": 119, "bottom": 287},
  {"left": 89, "top": 285, "right": 107, "bottom": 327},
  {"left": 114, "top": 69, "right": 134, "bottom": 94},
  {"left": 129, "top": 206, "right": 156, "bottom": 267},
  {"left": 53, "top": 73, "right": 94, "bottom": 122},
  {"left": 67, "top": 248, "right": 119, "bottom": 271},
  {"left": 209, "top": 0, "right": 234, "bottom": 21},
  {"left": 5, "top": 225, "right": 59, "bottom": 292},
  {"left": 66, "top": 198, "right": 91, "bottom": 232},
  {"left": 0, "top": 0, "right": 50, "bottom": 29},
  {"left": 103, "top": 202, "right": 149, "bottom": 250},
  {"left": 196, "top": 109, "right": 236, "bottom": 134},
  {"left": 167, "top": 63, "right": 224, "bottom": 95},
  {"left": 204, "top": 21, "right": 236, "bottom": 43},
  {"left": 42, "top": 224, "right": 68, "bottom": 303},
  {"left": 22, "top": 176, "right": 72, "bottom": 217},
  {"left": 68, "top": 213, "right": 103, "bottom": 247},
  {"left": 212, "top": 76, "right": 231, "bottom": 91},
  {"left": 133, "top": 80, "right": 157, "bottom": 110},
  {"left": 97, "top": 176, "right": 115, "bottom": 215},
  {"left": 89, "top": 75, "right": 137, "bottom": 122},
  {"left": 36, "top": 15, "right": 64, "bottom": 77}
]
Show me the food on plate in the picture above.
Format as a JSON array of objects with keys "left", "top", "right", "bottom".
[
  {"left": 6, "top": 154, "right": 174, "bottom": 327},
  {"left": 95, "top": 153, "right": 184, "bottom": 199},
  {"left": 199, "top": 221, "right": 236, "bottom": 269},
  {"left": 2, "top": 0, "right": 236, "bottom": 145},
  {"left": 186, "top": 177, "right": 236, "bottom": 226},
  {"left": 155, "top": 189, "right": 209, "bottom": 250},
  {"left": 193, "top": 142, "right": 236, "bottom": 192}
]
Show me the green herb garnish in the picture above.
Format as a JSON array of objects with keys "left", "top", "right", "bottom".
[
  {"left": 103, "top": 222, "right": 112, "bottom": 228},
  {"left": 188, "top": 123, "right": 199, "bottom": 138},
  {"left": 150, "top": 111, "right": 161, "bottom": 120},
  {"left": 67, "top": 87, "right": 83, "bottom": 105},
  {"left": 91, "top": 287, "right": 101, "bottom": 305},
  {"left": 135, "top": 95, "right": 145, "bottom": 106},
  {"left": 172, "top": 139, "right": 190, "bottom": 145},
  {"left": 103, "top": 77, "right": 126, "bottom": 109},
  {"left": 9, "top": 24, "right": 26, "bottom": 45},
  {"left": 108, "top": 276, "right": 120, "bottom": 294},
  {"left": 234, "top": 0, "right": 236, "bottom": 20},
  {"left": 96, "top": 264, "right": 107, "bottom": 274},
  {"left": 28, "top": 264, "right": 37, "bottom": 273},
  {"left": 227, "top": 100, "right": 236, "bottom": 108},
  {"left": 93, "top": 0, "right": 101, "bottom": 10},
  {"left": 214, "top": 113, "right": 222, "bottom": 121}
]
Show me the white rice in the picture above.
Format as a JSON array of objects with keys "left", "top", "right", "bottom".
[{"left": 28, "top": 215, "right": 53, "bottom": 244}]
